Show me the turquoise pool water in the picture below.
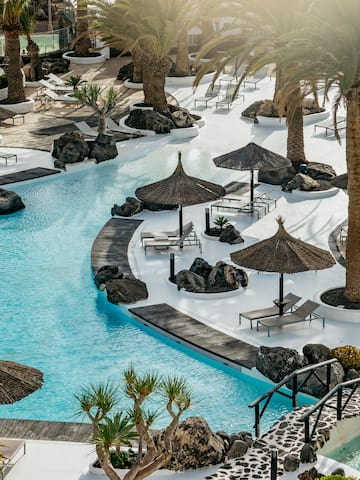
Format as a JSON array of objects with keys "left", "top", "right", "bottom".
[
  {"left": 0, "top": 146, "right": 311, "bottom": 432},
  {"left": 329, "top": 436, "right": 360, "bottom": 471}
]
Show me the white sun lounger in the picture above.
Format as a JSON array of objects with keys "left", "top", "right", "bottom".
[
  {"left": 47, "top": 73, "right": 67, "bottom": 85},
  {"left": 75, "top": 121, "right": 98, "bottom": 137},
  {"left": 314, "top": 116, "right": 346, "bottom": 136},
  {"left": 39, "top": 79, "right": 73, "bottom": 92},
  {"left": 43, "top": 89, "right": 78, "bottom": 103}
]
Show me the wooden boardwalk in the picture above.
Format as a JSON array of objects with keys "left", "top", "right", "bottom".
[
  {"left": 0, "top": 418, "right": 92, "bottom": 442},
  {"left": 91, "top": 217, "right": 143, "bottom": 274},
  {"left": 129, "top": 303, "right": 258, "bottom": 369},
  {"left": 0, "top": 167, "right": 60, "bottom": 185}
]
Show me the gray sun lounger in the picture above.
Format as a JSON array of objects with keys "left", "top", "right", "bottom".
[
  {"left": 194, "top": 84, "right": 221, "bottom": 108},
  {"left": 256, "top": 300, "right": 324, "bottom": 337},
  {"left": 143, "top": 222, "right": 201, "bottom": 255},
  {"left": 239, "top": 293, "right": 302, "bottom": 329},
  {"left": 216, "top": 84, "right": 245, "bottom": 110},
  {"left": 314, "top": 116, "right": 346, "bottom": 136},
  {"left": 140, "top": 221, "right": 192, "bottom": 246}
]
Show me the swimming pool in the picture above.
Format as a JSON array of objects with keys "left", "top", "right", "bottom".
[
  {"left": 328, "top": 435, "right": 360, "bottom": 471},
  {"left": 0, "top": 146, "right": 311, "bottom": 432}
]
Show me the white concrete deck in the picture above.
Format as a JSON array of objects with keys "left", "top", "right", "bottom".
[{"left": 1, "top": 72, "right": 356, "bottom": 480}]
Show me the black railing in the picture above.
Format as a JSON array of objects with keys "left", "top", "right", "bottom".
[
  {"left": 300, "top": 377, "right": 360, "bottom": 443},
  {"left": 248, "top": 358, "right": 338, "bottom": 437}
]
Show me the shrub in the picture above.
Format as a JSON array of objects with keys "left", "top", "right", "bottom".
[
  {"left": 330, "top": 345, "right": 360, "bottom": 370},
  {"left": 316, "top": 475, "right": 356, "bottom": 480},
  {"left": 0, "top": 74, "right": 8, "bottom": 89}
]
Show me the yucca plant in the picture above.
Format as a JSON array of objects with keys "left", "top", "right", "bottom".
[
  {"left": 72, "top": 83, "right": 122, "bottom": 134},
  {"left": 64, "top": 75, "right": 87, "bottom": 92},
  {"left": 76, "top": 365, "right": 192, "bottom": 480},
  {"left": 213, "top": 216, "right": 230, "bottom": 234}
]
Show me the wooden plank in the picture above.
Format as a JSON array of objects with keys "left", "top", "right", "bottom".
[
  {"left": 0, "top": 167, "right": 60, "bottom": 185},
  {"left": 0, "top": 419, "right": 92, "bottom": 442},
  {"left": 130, "top": 303, "right": 258, "bottom": 369},
  {"left": 91, "top": 217, "right": 143, "bottom": 275}
]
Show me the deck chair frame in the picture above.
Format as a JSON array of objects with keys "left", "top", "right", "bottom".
[
  {"left": 194, "top": 84, "right": 221, "bottom": 108},
  {"left": 256, "top": 300, "right": 324, "bottom": 337},
  {"left": 239, "top": 292, "right": 302, "bottom": 328}
]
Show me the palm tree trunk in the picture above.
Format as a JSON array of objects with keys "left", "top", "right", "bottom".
[
  {"left": 142, "top": 57, "right": 170, "bottom": 110},
  {"left": 286, "top": 86, "right": 306, "bottom": 168},
  {"left": 27, "top": 39, "right": 44, "bottom": 81},
  {"left": 74, "top": 0, "right": 92, "bottom": 56},
  {"left": 5, "top": 33, "right": 25, "bottom": 103},
  {"left": 344, "top": 87, "right": 360, "bottom": 301},
  {"left": 98, "top": 113, "right": 107, "bottom": 134},
  {"left": 273, "top": 68, "right": 283, "bottom": 102},
  {"left": 175, "top": 33, "right": 189, "bottom": 76}
]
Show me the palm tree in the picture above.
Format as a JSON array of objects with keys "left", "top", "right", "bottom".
[
  {"left": 262, "top": 0, "right": 360, "bottom": 301},
  {"left": 0, "top": 0, "right": 30, "bottom": 103},
  {"left": 73, "top": 83, "right": 123, "bottom": 134},
  {"left": 76, "top": 366, "right": 192, "bottom": 480},
  {"left": 91, "top": 0, "right": 180, "bottom": 110},
  {"left": 72, "top": 0, "right": 92, "bottom": 56},
  {"left": 194, "top": 0, "right": 313, "bottom": 167}
]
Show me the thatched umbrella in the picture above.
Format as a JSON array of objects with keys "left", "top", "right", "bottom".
[
  {"left": 135, "top": 152, "right": 226, "bottom": 236},
  {"left": 213, "top": 142, "right": 291, "bottom": 204},
  {"left": 230, "top": 217, "right": 335, "bottom": 314},
  {"left": 0, "top": 360, "right": 43, "bottom": 404}
]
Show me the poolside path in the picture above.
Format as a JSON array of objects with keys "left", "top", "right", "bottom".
[
  {"left": 0, "top": 167, "right": 60, "bottom": 185},
  {"left": 91, "top": 217, "right": 143, "bottom": 275},
  {"left": 129, "top": 303, "right": 258, "bottom": 369},
  {"left": 0, "top": 418, "right": 92, "bottom": 442}
]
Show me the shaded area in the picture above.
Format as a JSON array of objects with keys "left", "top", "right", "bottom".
[
  {"left": 0, "top": 167, "right": 60, "bottom": 185},
  {"left": 321, "top": 287, "right": 360, "bottom": 309},
  {"left": 91, "top": 217, "right": 143, "bottom": 275},
  {"left": 129, "top": 303, "right": 258, "bottom": 369}
]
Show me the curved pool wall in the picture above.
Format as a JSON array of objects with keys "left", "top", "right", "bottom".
[{"left": 0, "top": 146, "right": 311, "bottom": 431}]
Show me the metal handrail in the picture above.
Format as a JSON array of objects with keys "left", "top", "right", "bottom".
[
  {"left": 300, "top": 377, "right": 360, "bottom": 443},
  {"left": 248, "top": 358, "right": 338, "bottom": 437}
]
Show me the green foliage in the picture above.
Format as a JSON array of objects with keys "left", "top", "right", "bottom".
[
  {"left": 0, "top": 75, "right": 8, "bottom": 89},
  {"left": 316, "top": 475, "right": 357, "bottom": 480},
  {"left": 330, "top": 345, "right": 360, "bottom": 370},
  {"left": 64, "top": 75, "right": 87, "bottom": 92},
  {"left": 76, "top": 365, "right": 193, "bottom": 480},
  {"left": 213, "top": 216, "right": 230, "bottom": 232}
]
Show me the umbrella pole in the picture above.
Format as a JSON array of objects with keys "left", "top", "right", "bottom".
[
  {"left": 179, "top": 205, "right": 183, "bottom": 248},
  {"left": 250, "top": 170, "right": 254, "bottom": 209},
  {"left": 279, "top": 273, "right": 284, "bottom": 315}
]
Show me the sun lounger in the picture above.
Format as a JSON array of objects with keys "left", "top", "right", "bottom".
[
  {"left": 39, "top": 78, "right": 73, "bottom": 92},
  {"left": 140, "top": 221, "right": 193, "bottom": 246},
  {"left": 75, "top": 121, "right": 98, "bottom": 137},
  {"left": 143, "top": 223, "right": 201, "bottom": 255},
  {"left": 215, "top": 84, "right": 245, "bottom": 110},
  {"left": 0, "top": 438, "right": 26, "bottom": 476},
  {"left": 314, "top": 116, "right": 346, "bottom": 136},
  {"left": 239, "top": 292, "right": 302, "bottom": 328},
  {"left": 194, "top": 84, "right": 221, "bottom": 108},
  {"left": 47, "top": 73, "right": 67, "bottom": 85},
  {"left": 42, "top": 88, "right": 78, "bottom": 103},
  {"left": 243, "top": 67, "right": 268, "bottom": 89},
  {"left": 256, "top": 300, "right": 324, "bottom": 337}
]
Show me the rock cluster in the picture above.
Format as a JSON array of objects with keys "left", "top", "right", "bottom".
[
  {"left": 94, "top": 265, "right": 148, "bottom": 304},
  {"left": 126, "top": 104, "right": 197, "bottom": 134},
  {"left": 52, "top": 132, "right": 118, "bottom": 169},
  {"left": 0, "top": 188, "right": 25, "bottom": 214},
  {"left": 175, "top": 257, "right": 248, "bottom": 293},
  {"left": 111, "top": 197, "right": 143, "bottom": 217},
  {"left": 153, "top": 417, "right": 253, "bottom": 471},
  {"left": 258, "top": 161, "right": 338, "bottom": 192},
  {"left": 256, "top": 344, "right": 345, "bottom": 398}
]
